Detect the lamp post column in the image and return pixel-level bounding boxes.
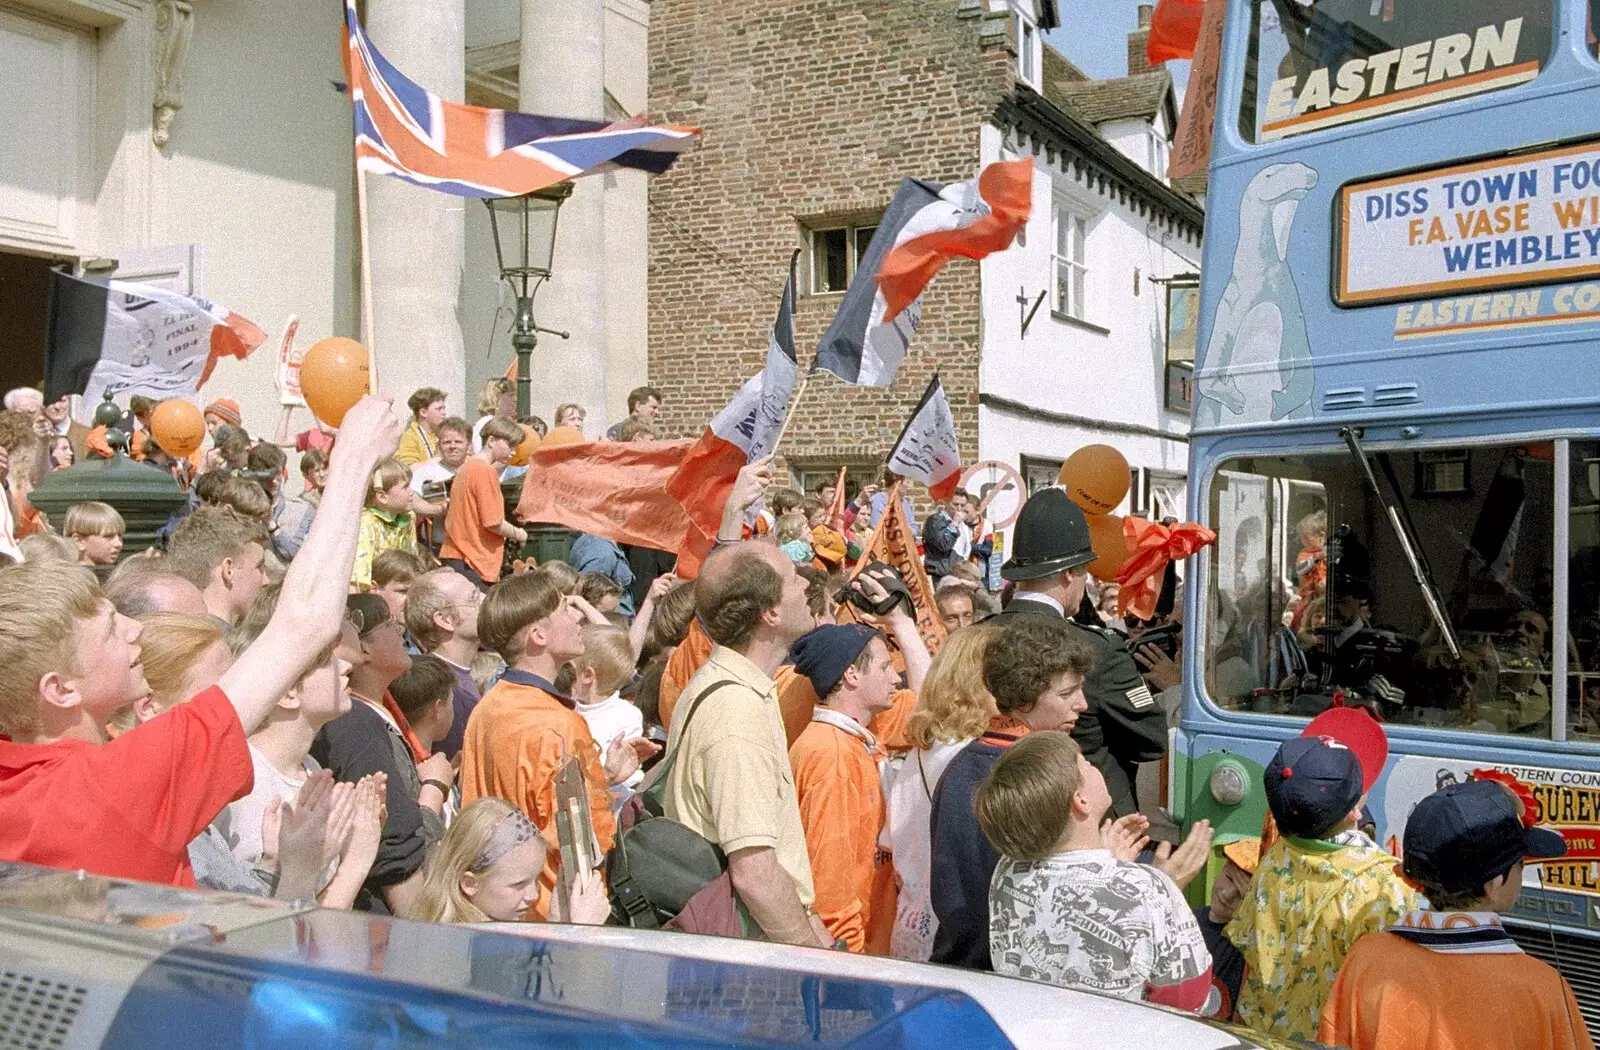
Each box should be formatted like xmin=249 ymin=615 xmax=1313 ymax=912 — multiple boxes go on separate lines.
xmin=519 ymin=0 xmax=606 ymax=429
xmin=512 ymin=294 xmax=537 ymax=419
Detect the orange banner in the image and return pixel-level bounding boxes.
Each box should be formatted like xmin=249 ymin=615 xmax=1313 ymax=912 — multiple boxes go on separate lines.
xmin=1146 ymin=0 xmax=1204 ymax=64
xmin=517 ymin=439 xmax=696 ymax=553
xmin=846 ymin=482 xmax=947 ymax=654
xmin=1168 ymin=0 xmax=1224 ymax=194
xmin=827 ymin=465 xmax=848 ymax=532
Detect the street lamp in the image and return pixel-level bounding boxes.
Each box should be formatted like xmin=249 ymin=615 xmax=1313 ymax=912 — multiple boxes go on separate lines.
xmin=484 ymin=181 xmax=573 ymax=418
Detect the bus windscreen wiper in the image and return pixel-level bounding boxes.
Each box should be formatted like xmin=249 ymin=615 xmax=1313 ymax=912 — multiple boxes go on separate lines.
xmin=1340 ymin=427 xmax=1462 ymax=660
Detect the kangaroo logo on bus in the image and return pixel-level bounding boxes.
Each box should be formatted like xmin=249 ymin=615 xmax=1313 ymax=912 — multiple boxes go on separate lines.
xmin=1197 ymin=162 xmax=1319 ymax=427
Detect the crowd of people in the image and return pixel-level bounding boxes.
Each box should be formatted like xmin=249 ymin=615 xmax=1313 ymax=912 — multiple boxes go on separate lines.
xmin=0 ymin=378 xmax=1588 ymax=1050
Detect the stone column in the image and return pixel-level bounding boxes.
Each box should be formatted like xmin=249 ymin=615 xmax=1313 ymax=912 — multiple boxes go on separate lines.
xmin=520 ymin=0 xmax=607 ymax=431
xmin=364 ymin=0 xmax=466 ymax=417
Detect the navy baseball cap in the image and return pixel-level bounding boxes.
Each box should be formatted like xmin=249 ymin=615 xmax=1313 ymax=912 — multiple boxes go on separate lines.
xmin=1403 ymin=779 xmax=1567 ymax=896
xmin=1265 ymin=736 xmax=1364 ymax=838
xmin=790 ymin=624 xmax=879 ymax=700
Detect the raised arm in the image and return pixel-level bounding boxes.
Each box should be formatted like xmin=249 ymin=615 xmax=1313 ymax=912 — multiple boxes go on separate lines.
xmin=716 ymin=456 xmax=774 ymax=543
xmin=852 ymin=569 xmax=932 ymax=694
xmin=222 ymin=396 xmax=400 ymax=732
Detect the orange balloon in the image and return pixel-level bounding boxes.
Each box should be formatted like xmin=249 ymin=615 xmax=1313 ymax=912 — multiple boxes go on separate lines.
xmin=299 ymin=337 xmax=370 ymax=427
xmin=1059 ymin=444 xmax=1131 ymax=515
xmin=1086 ymin=512 xmax=1132 ymax=580
xmin=150 ymin=399 xmax=205 ymax=457
xmin=541 ymin=425 xmax=583 ymax=447
xmin=508 ymin=425 xmax=539 ymax=467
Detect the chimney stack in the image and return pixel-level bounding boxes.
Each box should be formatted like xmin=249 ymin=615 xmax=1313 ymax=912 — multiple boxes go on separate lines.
xmin=1128 ymin=3 xmax=1154 ymax=76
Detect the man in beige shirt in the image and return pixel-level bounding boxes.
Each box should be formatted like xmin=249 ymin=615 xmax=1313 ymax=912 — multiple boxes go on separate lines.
xmin=665 ymin=541 xmax=833 ymax=947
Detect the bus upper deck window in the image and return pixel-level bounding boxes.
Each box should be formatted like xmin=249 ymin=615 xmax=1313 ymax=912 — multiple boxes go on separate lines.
xmin=1205 ymin=445 xmax=1559 ymax=741
xmin=1241 ymin=0 xmax=1552 ymax=144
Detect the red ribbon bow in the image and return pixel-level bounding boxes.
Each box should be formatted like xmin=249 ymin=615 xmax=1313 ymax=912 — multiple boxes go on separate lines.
xmin=1114 ymin=516 xmax=1217 ymax=620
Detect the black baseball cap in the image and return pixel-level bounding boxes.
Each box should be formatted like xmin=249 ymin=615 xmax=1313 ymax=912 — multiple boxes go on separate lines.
xmin=1265 ymin=736 xmax=1364 ymax=838
xmin=1403 ymin=779 xmax=1567 ymax=896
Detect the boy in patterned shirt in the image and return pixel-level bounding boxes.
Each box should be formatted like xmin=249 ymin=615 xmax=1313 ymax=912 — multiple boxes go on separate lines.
xmin=1225 ymin=731 xmax=1421 ymax=1042
xmin=981 ymin=730 xmax=1216 ymax=1011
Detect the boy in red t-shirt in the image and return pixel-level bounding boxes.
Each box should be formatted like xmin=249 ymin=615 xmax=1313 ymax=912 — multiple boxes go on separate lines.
xmin=0 ymin=396 xmax=401 ymax=886
xmin=441 ymin=416 xmax=526 ymax=587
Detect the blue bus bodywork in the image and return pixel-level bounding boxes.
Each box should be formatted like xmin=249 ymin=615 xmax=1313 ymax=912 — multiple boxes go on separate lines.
xmin=1180 ymin=0 xmax=1600 ymax=1027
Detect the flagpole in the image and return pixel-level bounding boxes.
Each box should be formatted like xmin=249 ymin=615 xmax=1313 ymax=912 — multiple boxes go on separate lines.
xmin=767 ymin=374 xmax=810 ymax=457
xmin=356 ymin=166 xmax=379 ymax=395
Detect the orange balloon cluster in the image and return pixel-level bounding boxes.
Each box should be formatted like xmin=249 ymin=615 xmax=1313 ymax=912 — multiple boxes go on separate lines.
xmin=150 ymin=399 xmax=205 ymax=457
xmin=508 ymin=425 xmax=540 ymax=467
xmin=1059 ymin=444 xmax=1130 ymax=515
xmin=300 ymin=337 xmax=370 ymax=427
xmin=1086 ymin=512 xmax=1132 ymax=580
xmin=1059 ymin=444 xmax=1133 ymax=578
xmin=541 ymin=425 xmax=584 ymax=447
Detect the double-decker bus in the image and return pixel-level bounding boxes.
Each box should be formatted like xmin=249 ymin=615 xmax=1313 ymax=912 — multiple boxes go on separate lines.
xmin=1177 ymin=0 xmax=1600 ymax=1028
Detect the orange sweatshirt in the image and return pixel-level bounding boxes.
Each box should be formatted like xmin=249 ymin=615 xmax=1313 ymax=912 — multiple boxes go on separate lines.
xmin=459 ymin=674 xmax=615 ymax=920
xmin=789 ymin=710 xmax=887 ymax=952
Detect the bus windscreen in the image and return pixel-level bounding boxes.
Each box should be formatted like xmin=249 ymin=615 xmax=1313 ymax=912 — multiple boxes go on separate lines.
xmin=1204 ymin=440 xmax=1600 ymax=743
xmin=1242 ymin=0 xmax=1552 ymax=143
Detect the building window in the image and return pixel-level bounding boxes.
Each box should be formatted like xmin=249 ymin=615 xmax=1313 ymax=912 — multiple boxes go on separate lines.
xmin=1164 ymin=277 xmax=1200 ymax=413
xmin=790 ymin=463 xmax=878 ymax=504
xmin=806 ymin=222 xmax=879 ymax=294
xmin=1013 ymin=9 xmax=1040 ymax=89
xmin=1052 ymin=199 xmax=1089 ymax=321
xmin=1148 ymin=129 xmax=1169 ymax=182
xmin=1020 ymin=455 xmax=1064 ymax=496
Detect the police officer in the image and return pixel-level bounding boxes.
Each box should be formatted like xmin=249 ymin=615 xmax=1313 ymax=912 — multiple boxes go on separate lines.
xmin=991 ymin=488 xmax=1167 ymax=818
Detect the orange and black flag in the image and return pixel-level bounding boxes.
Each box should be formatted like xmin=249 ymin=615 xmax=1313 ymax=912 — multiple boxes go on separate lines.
xmin=827 ymin=466 xmax=848 ymax=532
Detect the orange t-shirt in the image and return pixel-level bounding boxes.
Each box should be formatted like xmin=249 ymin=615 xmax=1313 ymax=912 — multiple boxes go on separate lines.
xmin=441 ymin=457 xmax=507 ymax=584
xmin=867 ymin=688 xmax=918 ymax=753
xmin=458 ymin=675 xmax=615 ymax=920
xmin=657 ymin=619 xmax=715 ymax=729
xmin=1319 ymin=929 xmax=1594 ymax=1050
xmin=789 ymin=716 xmax=887 ymax=952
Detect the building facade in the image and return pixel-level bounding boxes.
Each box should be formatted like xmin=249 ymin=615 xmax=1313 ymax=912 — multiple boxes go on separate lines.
xmin=0 ymin=0 xmax=650 ymax=437
xmin=646 ymin=0 xmax=1202 ymax=535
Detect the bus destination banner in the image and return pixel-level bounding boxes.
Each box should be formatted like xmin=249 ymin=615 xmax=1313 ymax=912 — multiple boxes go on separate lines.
xmin=1383 ymin=756 xmax=1600 ymax=917
xmin=1338 ymin=139 xmax=1600 ymax=306
xmin=1259 ymin=17 xmax=1538 ymax=143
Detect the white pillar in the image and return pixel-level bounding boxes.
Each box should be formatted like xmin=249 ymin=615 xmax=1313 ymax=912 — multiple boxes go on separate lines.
xmin=364 ymin=0 xmax=466 ymax=417
xmin=520 ymin=0 xmax=607 ymax=430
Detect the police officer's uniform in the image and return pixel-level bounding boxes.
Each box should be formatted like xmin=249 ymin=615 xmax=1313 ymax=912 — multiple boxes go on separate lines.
xmin=990 ymin=489 xmax=1167 ymax=818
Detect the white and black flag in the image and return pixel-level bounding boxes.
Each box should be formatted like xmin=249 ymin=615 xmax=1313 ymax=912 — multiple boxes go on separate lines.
xmin=884 ymin=374 xmax=962 ymax=501
xmin=811 ymin=177 xmax=940 ymax=387
xmin=45 ymin=269 xmax=264 ymax=406
xmin=813 ymin=158 xmax=1032 ymax=387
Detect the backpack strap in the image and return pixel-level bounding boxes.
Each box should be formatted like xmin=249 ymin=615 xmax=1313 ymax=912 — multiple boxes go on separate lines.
xmin=657 ymin=680 xmax=738 ymax=775
xmin=637 ymin=679 xmax=740 ymax=802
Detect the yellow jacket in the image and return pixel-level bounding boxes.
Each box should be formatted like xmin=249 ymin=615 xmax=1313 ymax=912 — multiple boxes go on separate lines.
xmin=395 ymin=421 xmax=437 ymax=466
xmin=1226 ymin=831 xmax=1421 ymax=1042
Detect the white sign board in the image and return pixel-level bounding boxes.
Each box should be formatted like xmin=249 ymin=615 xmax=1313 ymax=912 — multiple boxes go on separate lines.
xmin=1338 ymin=138 xmax=1600 ymax=305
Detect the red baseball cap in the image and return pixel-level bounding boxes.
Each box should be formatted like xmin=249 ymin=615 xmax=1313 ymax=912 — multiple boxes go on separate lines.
xmin=1302 ymin=707 xmax=1388 ymax=793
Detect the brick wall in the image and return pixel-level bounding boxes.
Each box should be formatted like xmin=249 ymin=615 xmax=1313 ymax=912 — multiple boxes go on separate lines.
xmin=646 ymin=0 xmax=1016 ymax=509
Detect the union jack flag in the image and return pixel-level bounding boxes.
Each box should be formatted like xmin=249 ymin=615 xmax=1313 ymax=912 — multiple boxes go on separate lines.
xmin=342 ymin=0 xmax=699 ymax=198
